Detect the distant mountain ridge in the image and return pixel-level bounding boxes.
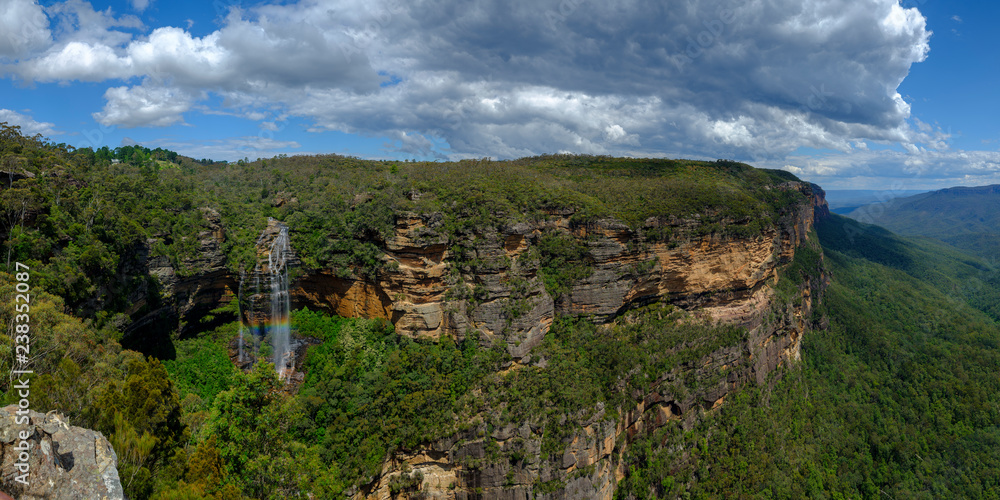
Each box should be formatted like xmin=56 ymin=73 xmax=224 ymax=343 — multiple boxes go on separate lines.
xmin=824 ymin=189 xmax=928 ymax=215
xmin=847 ymin=184 xmax=1000 ymax=259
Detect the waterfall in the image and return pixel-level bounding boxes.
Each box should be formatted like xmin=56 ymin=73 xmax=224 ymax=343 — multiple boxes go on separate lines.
xmin=241 ymin=219 xmax=296 ymax=379
xmin=237 ymin=272 xmax=245 ymax=363
xmin=269 ymin=224 xmax=293 ymax=378
xmin=252 ymin=265 xmax=261 ymax=356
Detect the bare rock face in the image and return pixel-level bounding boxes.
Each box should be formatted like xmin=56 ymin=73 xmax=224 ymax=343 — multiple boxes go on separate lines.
xmin=354 ymin=267 xmax=828 ymax=500
xmin=296 ymin=182 xmax=822 ymax=360
xmin=0 ymin=406 xmax=123 ymax=500
xmin=126 ymin=181 xmax=828 ymax=363
xmin=810 ymin=182 xmax=831 ymax=222
xmin=126 ymin=207 xmax=237 ymax=343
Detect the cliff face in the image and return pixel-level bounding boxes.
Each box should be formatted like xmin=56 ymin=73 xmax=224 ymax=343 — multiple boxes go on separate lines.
xmin=133 ymin=182 xmax=823 ymax=360
xmin=127 ymin=180 xmax=828 ymax=499
xmin=292 ymin=182 xmax=820 ymax=359
xmin=354 ymin=270 xmax=827 ymax=500
xmin=124 ymin=207 xmax=237 ymax=352
xmin=351 ymin=181 xmax=828 ymax=500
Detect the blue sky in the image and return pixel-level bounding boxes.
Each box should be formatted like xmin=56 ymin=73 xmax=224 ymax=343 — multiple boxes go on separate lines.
xmin=0 ymin=0 xmax=998 ymax=190
xmin=899 ymin=1 xmax=1000 ymax=151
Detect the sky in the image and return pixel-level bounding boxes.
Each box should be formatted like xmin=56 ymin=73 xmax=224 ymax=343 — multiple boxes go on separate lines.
xmin=0 ymin=0 xmax=998 ymax=191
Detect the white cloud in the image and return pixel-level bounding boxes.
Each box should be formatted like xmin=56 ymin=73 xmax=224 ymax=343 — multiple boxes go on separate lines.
xmin=2 ymin=0 xmax=940 ymax=168
xmin=130 ymin=0 xmax=150 ymax=12
xmin=93 ymin=84 xmax=196 ymax=127
xmin=20 ymin=41 xmax=132 ymax=81
xmin=45 ymin=0 xmax=143 ymax=46
xmin=766 ymin=148 xmax=1000 ymax=190
xmin=0 ymin=0 xmax=52 ymax=58
xmin=0 ymin=108 xmax=59 ymax=136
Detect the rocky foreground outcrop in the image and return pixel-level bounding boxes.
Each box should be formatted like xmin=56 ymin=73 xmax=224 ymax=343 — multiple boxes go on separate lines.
xmin=0 ymin=406 xmax=123 ymax=499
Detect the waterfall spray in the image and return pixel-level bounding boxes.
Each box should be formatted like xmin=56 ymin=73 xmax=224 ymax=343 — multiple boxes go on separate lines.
xmin=251 ymin=264 xmax=261 ymax=362
xmin=237 ymin=271 xmax=245 ymax=363
xmin=269 ymin=224 xmax=292 ymax=378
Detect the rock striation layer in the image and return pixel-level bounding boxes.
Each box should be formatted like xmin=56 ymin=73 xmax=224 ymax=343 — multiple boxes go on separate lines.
xmin=293 ymin=182 xmax=823 ymax=359
xmin=0 ymin=406 xmax=123 ymax=500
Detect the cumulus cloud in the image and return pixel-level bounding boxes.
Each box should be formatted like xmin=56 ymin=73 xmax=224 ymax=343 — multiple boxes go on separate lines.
xmin=0 ymin=108 xmax=59 ymax=136
xmin=0 ymin=0 xmax=52 ymax=58
xmin=757 ymin=148 xmax=1000 ymax=190
xmin=45 ymin=0 xmax=143 ymax=46
xmin=130 ymin=0 xmax=151 ymax=12
xmin=93 ymin=84 xmax=196 ymax=127
xmin=4 ymin=0 xmax=939 ymax=165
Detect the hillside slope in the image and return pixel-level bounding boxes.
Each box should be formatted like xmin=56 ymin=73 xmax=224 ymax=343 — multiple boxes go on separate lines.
xmin=614 ymin=213 xmax=1000 ymax=498
xmin=5 ymin=123 xmax=1000 ymax=498
xmin=847 ymin=184 xmax=1000 ymax=259
xmin=1 ymin=124 xmax=831 ymax=498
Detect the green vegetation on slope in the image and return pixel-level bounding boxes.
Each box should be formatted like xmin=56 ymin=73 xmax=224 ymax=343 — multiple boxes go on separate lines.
xmin=1 ymin=121 xmax=807 ymax=326
xmin=13 ymin=120 xmax=1000 ymax=499
xmin=616 ymin=214 xmax=1000 ymax=499
xmin=847 ymin=184 xmax=1000 ymax=260
xmin=0 ymin=272 xmax=186 ymax=499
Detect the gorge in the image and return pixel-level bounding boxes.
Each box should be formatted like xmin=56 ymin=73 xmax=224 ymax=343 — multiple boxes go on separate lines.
xmin=122 ymin=169 xmax=829 ymax=498
xmin=10 ymin=144 xmax=998 ymax=499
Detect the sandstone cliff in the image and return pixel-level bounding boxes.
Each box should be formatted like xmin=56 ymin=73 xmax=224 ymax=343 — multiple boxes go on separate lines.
xmin=127 ymin=179 xmax=828 ymax=499
xmin=291 ymin=182 xmax=821 ymax=358
xmin=350 ymin=181 xmax=828 ymax=500
xmin=132 ymin=179 xmax=823 ymax=359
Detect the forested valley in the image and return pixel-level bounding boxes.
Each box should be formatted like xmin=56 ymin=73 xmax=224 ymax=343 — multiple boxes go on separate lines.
xmin=1 ymin=122 xmax=999 ymax=499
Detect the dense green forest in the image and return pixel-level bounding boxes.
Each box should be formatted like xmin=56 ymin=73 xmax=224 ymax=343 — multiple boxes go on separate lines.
xmin=3 ymin=121 xmax=1000 ymax=498
xmin=617 ymin=215 xmax=1000 ymax=498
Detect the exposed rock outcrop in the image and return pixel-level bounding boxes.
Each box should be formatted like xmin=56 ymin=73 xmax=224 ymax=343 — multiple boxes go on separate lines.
xmin=810 ymin=183 xmax=831 ymax=222
xmin=294 ymin=182 xmax=822 ymax=360
xmin=355 ymin=265 xmax=827 ymax=500
xmin=0 ymin=406 xmax=123 ymax=500
xmin=0 ymin=169 xmax=34 ymax=189
xmin=130 ymin=182 xmax=826 ymax=361
xmin=124 ymin=207 xmax=237 ymax=348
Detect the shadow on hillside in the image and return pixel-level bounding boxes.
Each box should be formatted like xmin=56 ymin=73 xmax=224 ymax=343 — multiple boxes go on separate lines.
xmin=816 ymin=213 xmax=914 ymax=272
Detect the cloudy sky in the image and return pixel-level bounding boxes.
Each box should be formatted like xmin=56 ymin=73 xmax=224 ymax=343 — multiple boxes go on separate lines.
xmin=0 ymin=0 xmax=997 ymax=189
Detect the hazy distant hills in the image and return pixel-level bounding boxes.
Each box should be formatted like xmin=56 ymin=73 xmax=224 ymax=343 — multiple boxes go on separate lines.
xmin=846 ymin=184 xmax=1000 ymax=259
xmin=824 ymin=189 xmax=928 ymax=214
